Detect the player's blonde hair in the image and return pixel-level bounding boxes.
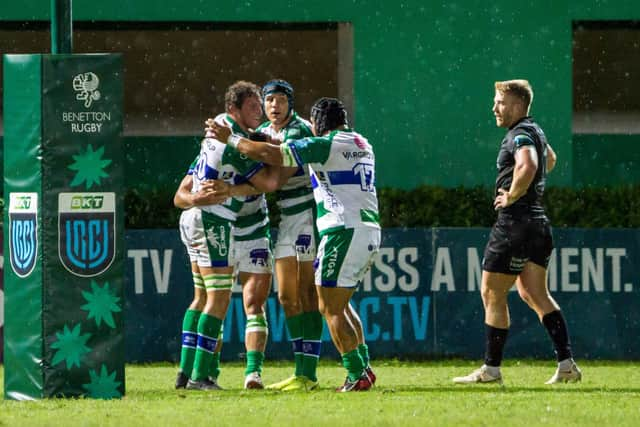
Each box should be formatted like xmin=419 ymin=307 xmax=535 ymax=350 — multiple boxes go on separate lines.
xmin=495 ymin=79 xmax=533 ymax=112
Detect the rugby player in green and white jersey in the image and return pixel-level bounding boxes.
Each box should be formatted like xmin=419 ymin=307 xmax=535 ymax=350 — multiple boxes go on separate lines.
xmin=204 ymin=80 xmax=323 ymax=390
xmin=173 ymin=81 xmax=280 ymax=391
xmin=205 ymin=82 xmax=280 ymax=390
xmin=256 ymin=80 xmax=323 ymax=391
xmin=224 ymin=117 xmax=273 ymax=390
xmin=209 ymin=97 xmax=381 ymax=392
xmin=173 ymin=158 xmax=226 ymax=390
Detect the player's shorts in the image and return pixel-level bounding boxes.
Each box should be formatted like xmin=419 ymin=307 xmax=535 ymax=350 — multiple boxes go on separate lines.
xmin=230 ymin=236 xmax=273 ymax=275
xmin=179 ymin=208 xmax=233 ymax=268
xmin=482 ymin=215 xmax=553 ymax=275
xmin=315 ymin=227 xmax=381 ymax=288
xmin=273 ymin=209 xmax=316 ymax=262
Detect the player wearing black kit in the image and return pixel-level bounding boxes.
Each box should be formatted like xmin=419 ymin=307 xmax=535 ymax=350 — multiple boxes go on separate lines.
xmin=453 ymin=80 xmax=582 ymax=385
xmin=483 ymin=116 xmax=553 ymax=274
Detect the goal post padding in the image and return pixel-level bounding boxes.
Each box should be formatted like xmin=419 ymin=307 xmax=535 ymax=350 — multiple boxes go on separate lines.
xmin=3 ymin=53 xmax=125 ymax=400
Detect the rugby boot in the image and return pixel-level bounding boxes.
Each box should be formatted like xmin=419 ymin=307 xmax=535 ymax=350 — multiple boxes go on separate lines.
xmin=545 ymin=361 xmax=582 ymax=384
xmin=302 ymin=376 xmax=320 ymax=391
xmin=365 ymin=365 xmax=377 ymax=385
xmin=265 ymin=375 xmax=299 ymax=390
xmin=175 ymin=371 xmax=189 ymax=389
xmin=452 ymin=365 xmax=503 ymax=385
xmin=186 ymin=377 xmax=223 ymax=391
xmin=281 ymin=376 xmax=319 ymax=391
xmin=336 ymin=373 xmax=373 ymax=392
xmin=244 ymin=372 xmax=265 ymax=389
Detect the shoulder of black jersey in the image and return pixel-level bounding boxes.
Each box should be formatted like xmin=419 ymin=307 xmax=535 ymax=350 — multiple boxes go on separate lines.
xmin=507 ymin=119 xmax=536 ymax=148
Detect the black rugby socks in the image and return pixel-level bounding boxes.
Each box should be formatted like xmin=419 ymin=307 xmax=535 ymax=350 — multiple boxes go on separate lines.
xmin=484 ymin=324 xmax=509 ymax=367
xmin=542 ymin=310 xmax=573 ymax=362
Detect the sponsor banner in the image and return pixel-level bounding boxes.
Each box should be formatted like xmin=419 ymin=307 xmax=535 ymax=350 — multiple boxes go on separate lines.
xmin=124 ymin=227 xmax=640 ymax=362
xmin=3 ymin=227 xmax=639 ymax=364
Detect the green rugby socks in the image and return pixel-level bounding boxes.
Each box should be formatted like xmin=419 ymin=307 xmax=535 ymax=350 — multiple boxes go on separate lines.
xmin=191 ymin=314 xmax=223 ymax=381
xmin=302 ymin=311 xmax=323 ymax=382
xmin=179 ymin=309 xmax=201 ymax=375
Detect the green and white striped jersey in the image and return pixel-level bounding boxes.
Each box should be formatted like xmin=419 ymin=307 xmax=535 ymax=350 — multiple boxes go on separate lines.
xmin=222 ymin=114 xmax=270 ymax=240
xmin=256 ymin=112 xmax=315 ymax=217
xmin=188 ymin=113 xmax=267 ymax=227
xmin=280 ymin=129 xmax=379 ymax=235
xmin=232 ymin=193 xmax=270 ymax=241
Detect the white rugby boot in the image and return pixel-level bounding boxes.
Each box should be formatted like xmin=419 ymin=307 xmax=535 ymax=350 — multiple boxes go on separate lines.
xmin=244 ymin=371 xmax=265 ymax=389
xmin=453 ymin=364 xmax=503 ymax=385
xmin=545 ymin=359 xmax=582 ymax=384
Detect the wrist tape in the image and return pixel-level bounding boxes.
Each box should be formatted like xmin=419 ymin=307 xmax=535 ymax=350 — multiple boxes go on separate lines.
xmin=228 ymin=134 xmax=242 ymax=148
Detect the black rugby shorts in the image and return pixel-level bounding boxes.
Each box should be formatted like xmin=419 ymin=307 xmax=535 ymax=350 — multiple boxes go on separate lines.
xmin=482 ymin=216 xmax=553 ymax=275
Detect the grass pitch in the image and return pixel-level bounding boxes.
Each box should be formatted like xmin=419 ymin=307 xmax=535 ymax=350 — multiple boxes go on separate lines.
xmin=1 ymin=360 xmax=639 ymax=426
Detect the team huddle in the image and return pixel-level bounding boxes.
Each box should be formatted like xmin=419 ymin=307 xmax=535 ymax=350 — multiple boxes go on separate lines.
xmin=174 ymin=80 xmax=380 ymax=392
xmin=172 ymin=78 xmax=581 ymax=393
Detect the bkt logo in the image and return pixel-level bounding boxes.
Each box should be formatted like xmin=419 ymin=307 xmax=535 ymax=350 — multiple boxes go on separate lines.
xmin=14 ymin=196 xmax=32 ymax=209
xmin=8 ymin=193 xmax=38 ymax=278
xmin=71 ymin=195 xmax=104 ymax=209
xmin=58 ymin=192 xmax=116 ymax=277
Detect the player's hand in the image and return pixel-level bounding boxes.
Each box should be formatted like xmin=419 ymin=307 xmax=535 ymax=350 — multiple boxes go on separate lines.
xmin=191 ymin=180 xmax=229 ymax=205
xmin=493 ymin=188 xmax=513 ymax=210
xmin=206 ymin=120 xmax=231 ymax=143
xmin=204 ymin=118 xmax=216 ymax=138
xmin=205 ymin=179 xmax=232 ymax=198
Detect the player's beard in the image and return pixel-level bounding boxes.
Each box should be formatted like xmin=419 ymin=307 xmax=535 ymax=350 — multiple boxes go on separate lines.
xmin=496 ymin=111 xmax=512 ymax=128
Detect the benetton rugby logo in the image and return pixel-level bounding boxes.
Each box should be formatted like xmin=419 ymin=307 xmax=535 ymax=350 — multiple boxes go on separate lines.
xmin=8 ymin=193 xmax=38 ymax=278
xmin=58 ymin=192 xmax=116 ymax=277
xmin=72 ymin=72 xmax=101 ymax=108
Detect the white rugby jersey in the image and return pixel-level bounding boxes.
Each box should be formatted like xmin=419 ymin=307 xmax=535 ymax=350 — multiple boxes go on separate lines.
xmin=189 ymin=113 xmax=265 ymax=223
xmin=256 ymin=112 xmax=315 ymax=216
xmin=280 ymin=129 xmax=379 ymax=235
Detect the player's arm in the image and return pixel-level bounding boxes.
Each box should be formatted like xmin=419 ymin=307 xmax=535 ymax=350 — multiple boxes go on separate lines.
xmin=205 ymin=180 xmax=263 ymax=198
xmin=212 ymin=165 xmax=297 ymax=197
xmin=494 ymin=144 xmax=538 ymax=210
xmin=208 ymin=120 xmax=284 ymax=166
xmin=173 ymin=175 xmax=195 ymax=209
xmin=278 ymin=167 xmax=302 ymax=187
xmin=546 ymin=143 xmax=557 ymax=173
xmin=248 ymin=165 xmax=282 ymax=193
xmin=173 ymin=175 xmax=228 ymax=208
xmin=208 ymin=120 xmax=331 ymax=175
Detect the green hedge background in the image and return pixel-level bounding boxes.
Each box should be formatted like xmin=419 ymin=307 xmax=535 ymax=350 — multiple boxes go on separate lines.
xmin=4 ymin=185 xmax=635 ymax=229
xmin=122 ymin=185 xmax=640 ymax=229
xmin=2 ymin=186 xmax=636 ymax=229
